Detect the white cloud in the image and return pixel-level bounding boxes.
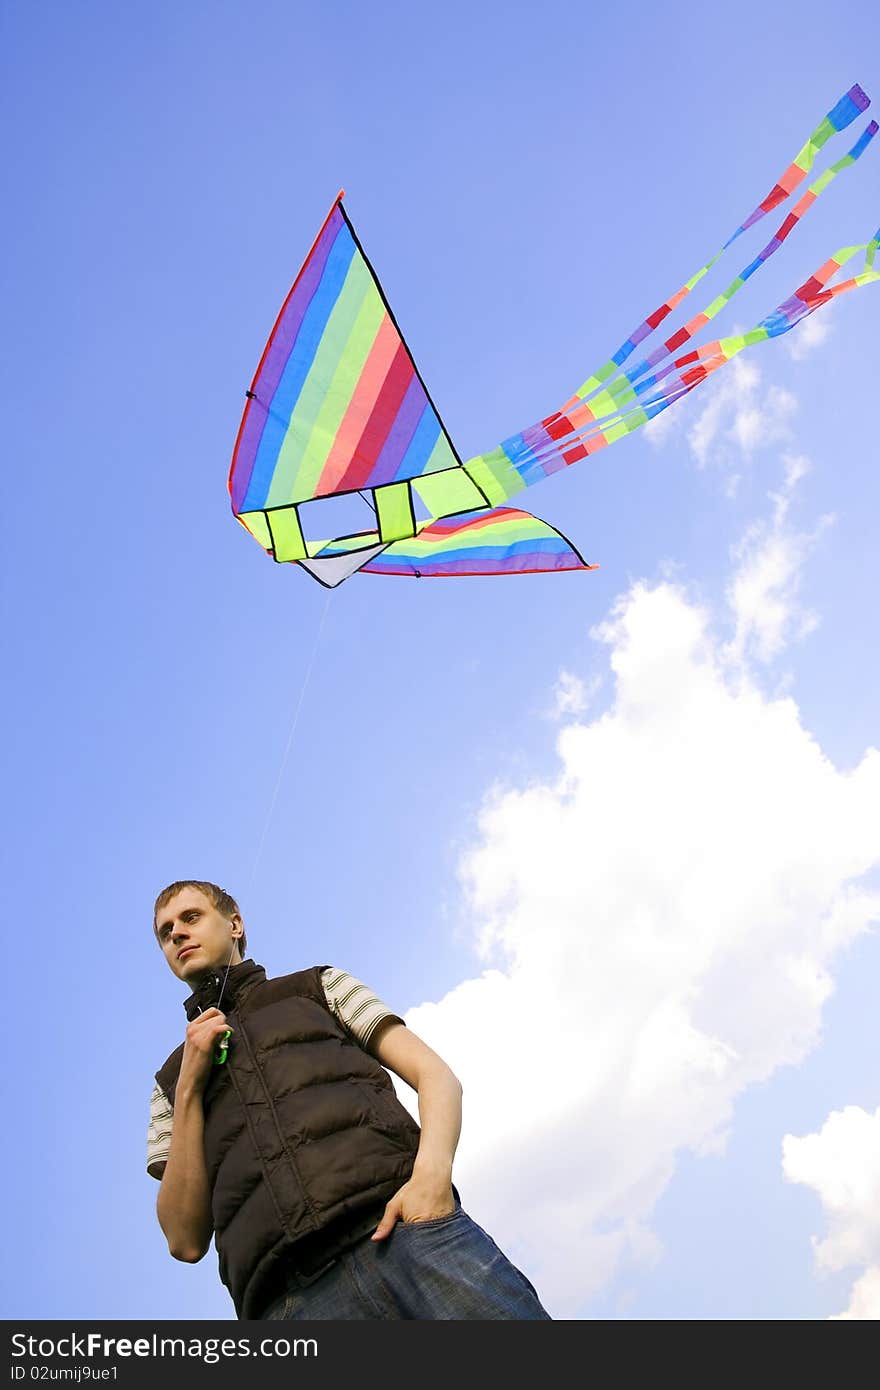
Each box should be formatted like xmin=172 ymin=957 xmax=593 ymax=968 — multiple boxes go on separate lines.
xmin=644 ymin=353 xmax=801 ymax=491
xmin=831 ymin=1267 xmax=880 ymax=1320
xmin=396 ymin=560 xmax=880 ymax=1316
xmin=687 ymin=357 xmax=797 ymax=469
xmin=723 ymin=451 xmax=831 ymax=666
xmin=786 ymin=308 xmax=833 ymax=362
xmin=549 ymin=669 xmax=601 ymax=719
xmin=643 ymin=403 xmax=681 ymax=449
xmin=782 ymin=1106 xmax=880 ymax=1319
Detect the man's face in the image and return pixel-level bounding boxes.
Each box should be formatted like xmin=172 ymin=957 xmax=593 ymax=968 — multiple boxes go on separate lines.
xmin=155 ymin=886 xmax=243 ymax=985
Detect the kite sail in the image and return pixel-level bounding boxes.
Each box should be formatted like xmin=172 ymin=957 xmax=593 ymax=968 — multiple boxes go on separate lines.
xmin=329 ymin=509 xmax=595 ymax=580
xmin=228 ymin=83 xmax=878 ymax=588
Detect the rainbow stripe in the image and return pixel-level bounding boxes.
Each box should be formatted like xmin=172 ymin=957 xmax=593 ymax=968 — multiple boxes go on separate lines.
xmin=355 ymin=509 xmax=594 ymax=577
xmin=229 ymin=198 xmax=461 ymax=517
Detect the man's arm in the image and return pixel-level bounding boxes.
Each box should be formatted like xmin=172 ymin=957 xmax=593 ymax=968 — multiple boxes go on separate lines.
xmin=369 ymin=1021 xmax=463 ymax=1240
xmin=155 ymin=1008 xmax=230 ymax=1262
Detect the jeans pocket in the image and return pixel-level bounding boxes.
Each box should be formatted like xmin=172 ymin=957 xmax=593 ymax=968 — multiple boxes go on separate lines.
xmin=263 ymin=1291 xmax=302 ymax=1320
xmin=400 ymin=1204 xmax=463 ymax=1231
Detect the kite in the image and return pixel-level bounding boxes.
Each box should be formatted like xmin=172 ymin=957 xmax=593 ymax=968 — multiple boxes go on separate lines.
xmin=228 ymin=84 xmax=878 ymax=588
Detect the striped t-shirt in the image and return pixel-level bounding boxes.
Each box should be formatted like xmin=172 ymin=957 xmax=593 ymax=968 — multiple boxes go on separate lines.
xmin=146 ymin=967 xmax=402 ymax=1180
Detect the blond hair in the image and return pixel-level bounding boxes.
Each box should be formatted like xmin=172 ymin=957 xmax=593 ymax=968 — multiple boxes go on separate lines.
xmin=153 ymin=880 xmax=248 ymax=956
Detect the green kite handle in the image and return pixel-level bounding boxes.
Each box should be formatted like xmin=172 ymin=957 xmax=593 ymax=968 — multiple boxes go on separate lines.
xmin=213 ymin=1029 xmax=232 ymax=1066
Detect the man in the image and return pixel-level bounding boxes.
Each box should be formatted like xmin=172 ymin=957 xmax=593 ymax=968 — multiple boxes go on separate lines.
xmin=148 ymin=880 xmax=551 ymax=1320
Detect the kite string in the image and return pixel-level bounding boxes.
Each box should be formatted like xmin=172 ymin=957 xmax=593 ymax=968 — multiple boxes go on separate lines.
xmin=245 ymin=588 xmax=332 ymax=894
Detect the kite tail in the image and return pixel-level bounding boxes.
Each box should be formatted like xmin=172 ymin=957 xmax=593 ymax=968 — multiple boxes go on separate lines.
xmin=462 ymin=85 xmax=876 ymax=506
xmin=571 ymin=85 xmax=872 ymax=401
xmin=496 ymin=229 xmax=880 ymax=471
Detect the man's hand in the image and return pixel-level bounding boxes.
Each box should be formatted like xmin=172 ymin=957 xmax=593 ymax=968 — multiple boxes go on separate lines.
xmin=178 ymin=1007 xmax=231 ymax=1097
xmin=371 ymin=1168 xmax=455 ymax=1241
xmin=368 ymin=1021 xmax=463 ymax=1242
xmin=156 ymin=1009 xmax=228 ymax=1261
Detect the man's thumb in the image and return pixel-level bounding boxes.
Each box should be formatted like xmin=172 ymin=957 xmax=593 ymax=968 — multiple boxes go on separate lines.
xmin=371 ymin=1206 xmax=396 ymax=1241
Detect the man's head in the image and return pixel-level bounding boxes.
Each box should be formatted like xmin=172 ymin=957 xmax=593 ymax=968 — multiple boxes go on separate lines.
xmin=153 ymin=880 xmax=248 ymax=985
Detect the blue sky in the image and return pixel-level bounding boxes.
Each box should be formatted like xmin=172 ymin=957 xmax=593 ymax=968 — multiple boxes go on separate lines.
xmin=3 ymin=1 xmax=879 ymax=1321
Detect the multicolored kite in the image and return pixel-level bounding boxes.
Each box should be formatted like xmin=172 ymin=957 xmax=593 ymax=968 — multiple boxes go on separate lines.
xmin=228 ymin=84 xmax=878 ymax=588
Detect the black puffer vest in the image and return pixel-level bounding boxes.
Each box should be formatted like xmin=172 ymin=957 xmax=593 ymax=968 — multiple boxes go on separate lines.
xmin=155 ymin=960 xmax=421 ymax=1318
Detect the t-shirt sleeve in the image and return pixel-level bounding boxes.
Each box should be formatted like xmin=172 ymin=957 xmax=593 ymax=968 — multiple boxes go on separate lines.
xmin=147 ymin=1080 xmax=174 ymax=1180
xmin=321 ymin=967 xmax=404 ymax=1050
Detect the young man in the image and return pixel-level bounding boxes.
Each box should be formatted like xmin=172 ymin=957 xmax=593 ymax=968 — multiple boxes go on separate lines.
xmin=148 ymin=880 xmax=551 ymax=1320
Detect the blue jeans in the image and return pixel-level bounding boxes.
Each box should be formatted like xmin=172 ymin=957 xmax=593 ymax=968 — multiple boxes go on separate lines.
xmin=260 ymin=1205 xmax=551 ymax=1320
